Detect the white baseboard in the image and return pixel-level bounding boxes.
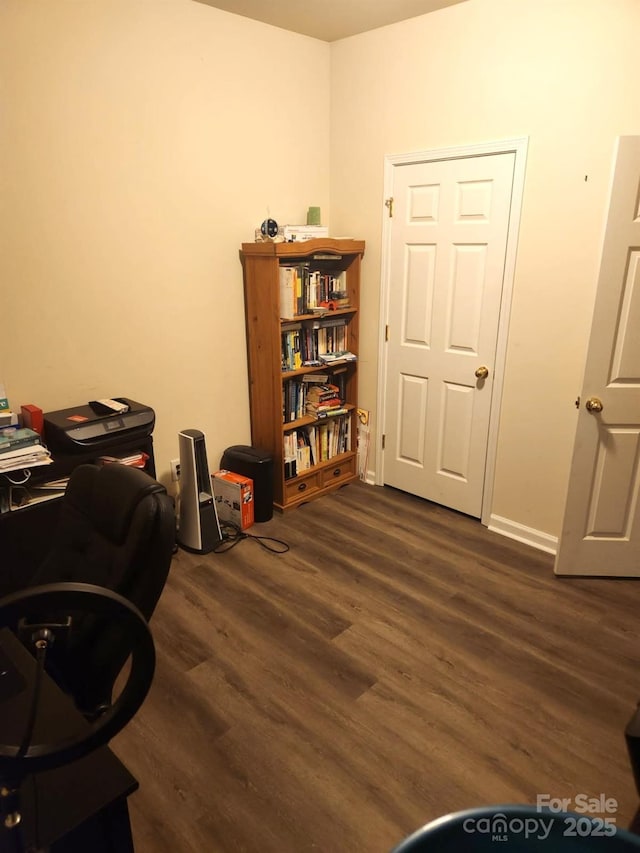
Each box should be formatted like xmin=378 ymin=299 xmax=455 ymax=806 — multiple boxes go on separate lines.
xmin=488 ymin=514 xmax=558 ymax=555
xmin=358 ymin=468 xmax=376 ymax=486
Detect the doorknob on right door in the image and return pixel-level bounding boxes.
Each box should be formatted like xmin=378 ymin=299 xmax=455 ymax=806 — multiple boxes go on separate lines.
xmin=585 ymin=397 xmax=604 ymax=413
xmin=475 ymin=366 xmax=489 ymax=380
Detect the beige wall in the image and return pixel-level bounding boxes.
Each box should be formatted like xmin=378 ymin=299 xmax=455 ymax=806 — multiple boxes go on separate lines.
xmin=0 ymin=0 xmax=330 ymax=487
xmin=2 ymin=0 xmax=637 ymax=540
xmin=330 ymin=0 xmax=639 ymax=538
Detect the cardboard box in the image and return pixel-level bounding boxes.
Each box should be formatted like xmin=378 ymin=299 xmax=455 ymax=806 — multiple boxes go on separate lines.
xmin=212 ymin=470 xmax=254 ymax=530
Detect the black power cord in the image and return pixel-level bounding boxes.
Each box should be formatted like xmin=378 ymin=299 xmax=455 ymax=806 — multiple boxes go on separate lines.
xmin=214 ymin=521 xmax=290 ymax=555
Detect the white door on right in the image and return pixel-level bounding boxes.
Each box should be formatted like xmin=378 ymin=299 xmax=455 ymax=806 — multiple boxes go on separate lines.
xmin=555 ymin=136 xmax=640 ymax=577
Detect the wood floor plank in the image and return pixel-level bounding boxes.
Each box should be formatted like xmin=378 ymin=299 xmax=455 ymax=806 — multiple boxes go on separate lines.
xmin=111 ymin=482 xmax=640 ymax=852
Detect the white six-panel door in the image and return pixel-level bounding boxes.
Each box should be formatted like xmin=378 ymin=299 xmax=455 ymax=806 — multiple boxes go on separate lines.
xmin=383 ymin=153 xmax=515 ymax=517
xmin=555 ymin=137 xmax=640 ymax=576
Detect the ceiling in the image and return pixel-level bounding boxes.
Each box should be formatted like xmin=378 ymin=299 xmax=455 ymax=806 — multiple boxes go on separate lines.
xmin=193 ymin=0 xmax=468 ymax=42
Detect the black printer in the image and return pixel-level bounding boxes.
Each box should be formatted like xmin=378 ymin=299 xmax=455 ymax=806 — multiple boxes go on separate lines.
xmin=44 ymin=398 xmax=155 ymax=453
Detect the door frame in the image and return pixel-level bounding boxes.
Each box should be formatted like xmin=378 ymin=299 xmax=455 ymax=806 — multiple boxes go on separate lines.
xmin=375 ymin=137 xmax=528 ymax=525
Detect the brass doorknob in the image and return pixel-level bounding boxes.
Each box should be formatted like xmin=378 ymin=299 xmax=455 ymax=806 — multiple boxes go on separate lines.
xmin=475 ymin=366 xmax=489 ymax=380
xmin=585 ymin=397 xmax=603 ymax=413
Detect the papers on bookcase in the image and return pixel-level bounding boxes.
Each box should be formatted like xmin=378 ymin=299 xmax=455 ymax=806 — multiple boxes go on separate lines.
xmin=0 ymin=443 xmax=52 ymax=471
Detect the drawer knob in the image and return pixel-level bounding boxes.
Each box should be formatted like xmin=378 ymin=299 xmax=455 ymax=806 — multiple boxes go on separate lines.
xmin=297 ymin=482 xmax=307 ymax=492
xmin=333 ymin=468 xmax=341 ymax=477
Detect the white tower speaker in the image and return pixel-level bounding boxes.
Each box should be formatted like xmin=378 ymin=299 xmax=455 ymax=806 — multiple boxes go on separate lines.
xmin=177 ymin=429 xmax=222 ymax=553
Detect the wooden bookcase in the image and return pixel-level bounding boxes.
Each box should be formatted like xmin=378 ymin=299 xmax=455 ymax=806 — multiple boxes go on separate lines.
xmin=241 ymin=238 xmax=365 ymax=511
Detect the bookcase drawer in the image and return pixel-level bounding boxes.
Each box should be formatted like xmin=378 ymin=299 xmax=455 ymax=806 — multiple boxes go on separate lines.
xmin=320 ymin=456 xmax=356 ymax=488
xmin=284 ymin=471 xmax=321 ymax=502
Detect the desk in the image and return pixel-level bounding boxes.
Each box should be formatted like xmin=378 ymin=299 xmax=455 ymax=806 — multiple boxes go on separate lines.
xmin=1 ymin=396 xmax=156 ymax=597
xmin=0 ymin=629 xmax=138 ymax=852
xmin=0 ymin=432 xmax=155 ymax=597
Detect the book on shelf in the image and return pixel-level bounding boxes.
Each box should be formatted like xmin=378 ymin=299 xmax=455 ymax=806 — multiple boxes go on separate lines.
xmin=283 ymin=378 xmax=309 ymax=423
xmin=319 ymin=351 xmax=356 ymax=364
xmin=283 ymin=377 xmax=349 ymax=424
xmin=319 ymin=422 xmax=329 ymax=460
xmin=280 ymin=264 xmax=349 ymax=317
xmin=305 ymin=400 xmax=341 ymax=416
xmin=285 ymin=430 xmax=312 ymax=472
xmin=303 ymin=425 xmax=315 ymax=466
xmin=0 ymin=427 xmax=42 ymax=455
xmin=302 ymin=374 xmax=330 ymax=384
xmin=313 ymin=318 xmax=347 ymax=356
xmin=280 ymin=314 xmax=353 ymax=368
xmin=281 ymin=326 xmax=303 ymax=371
xmin=295 ymin=435 xmax=312 ymax=472
xmin=306 ymin=383 xmax=341 ymax=401
xmin=283 ymin=413 xmax=352 ymax=471
xmin=309 ymin=406 xmax=350 ymax=420
xmin=279 ymin=263 xmax=310 ymax=319
xmin=279 ymin=265 xmax=297 ymax=320
xmin=305 ymin=393 xmax=341 ymax=406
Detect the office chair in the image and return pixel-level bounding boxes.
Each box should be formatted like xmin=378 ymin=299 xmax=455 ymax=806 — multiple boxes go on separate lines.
xmin=26 ymin=462 xmax=175 ymax=718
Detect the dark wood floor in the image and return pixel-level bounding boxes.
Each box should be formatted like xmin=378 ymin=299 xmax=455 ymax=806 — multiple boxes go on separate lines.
xmin=111 ymin=481 xmax=640 ymax=852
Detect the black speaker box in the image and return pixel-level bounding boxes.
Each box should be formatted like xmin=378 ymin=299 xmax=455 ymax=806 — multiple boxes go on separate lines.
xmin=220 ymin=445 xmax=274 ymax=522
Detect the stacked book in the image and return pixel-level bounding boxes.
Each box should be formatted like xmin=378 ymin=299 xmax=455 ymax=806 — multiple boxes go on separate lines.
xmin=305 ymin=384 xmax=348 ymax=420
xmin=328 ymin=288 xmax=350 ymax=310
xmin=0 ymin=426 xmax=52 ymax=472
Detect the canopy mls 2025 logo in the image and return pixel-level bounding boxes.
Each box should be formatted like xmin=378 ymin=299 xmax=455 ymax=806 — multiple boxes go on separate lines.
xmin=462 ymin=796 xmax=618 ymax=844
